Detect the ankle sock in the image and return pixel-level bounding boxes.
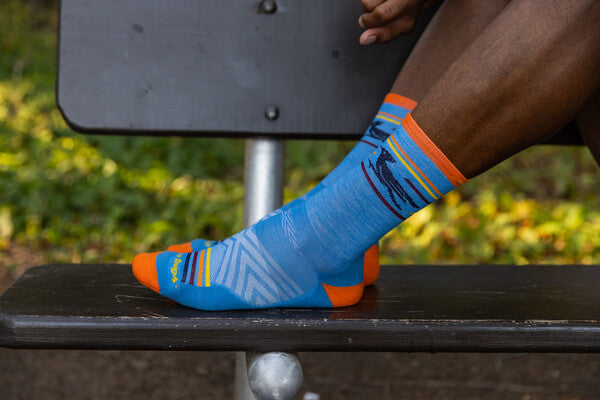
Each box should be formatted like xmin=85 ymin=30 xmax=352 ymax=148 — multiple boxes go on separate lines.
xmin=133 ymin=114 xmax=466 ymax=310
xmin=166 ymin=93 xmax=416 ymax=286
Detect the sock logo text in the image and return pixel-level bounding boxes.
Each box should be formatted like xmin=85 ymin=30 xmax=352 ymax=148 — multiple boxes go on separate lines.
xmin=171 ymin=254 xmax=183 ymax=282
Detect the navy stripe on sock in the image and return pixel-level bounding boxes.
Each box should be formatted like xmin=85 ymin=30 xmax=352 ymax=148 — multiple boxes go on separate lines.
xmin=404 ymin=178 xmax=429 ymax=204
xmin=360 ymin=139 xmax=378 ymax=148
xmin=361 ymin=161 xmax=405 ymax=221
xmin=189 ymin=252 xmax=199 ymax=285
xmin=180 ymin=253 xmax=191 ymax=283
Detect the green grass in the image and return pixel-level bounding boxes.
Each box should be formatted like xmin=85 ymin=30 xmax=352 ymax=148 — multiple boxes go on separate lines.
xmin=1 ymin=0 xmax=599 ymax=269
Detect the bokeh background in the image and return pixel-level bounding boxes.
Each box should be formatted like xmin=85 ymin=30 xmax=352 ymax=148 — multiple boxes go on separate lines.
xmin=1 ymin=0 xmax=599 ymax=287
xmin=1 ymin=1 xmax=600 ymax=399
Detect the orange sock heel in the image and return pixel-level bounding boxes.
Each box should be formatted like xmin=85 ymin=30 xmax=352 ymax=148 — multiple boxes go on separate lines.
xmin=363 ymin=244 xmax=380 ymax=286
xmin=322 ymin=283 xmax=365 ymax=307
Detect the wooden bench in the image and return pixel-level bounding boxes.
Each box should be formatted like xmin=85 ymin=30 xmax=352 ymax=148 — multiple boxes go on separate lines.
xmin=3 ymin=263 xmax=600 ymax=352
xmin=1 ymin=1 xmax=592 ymax=399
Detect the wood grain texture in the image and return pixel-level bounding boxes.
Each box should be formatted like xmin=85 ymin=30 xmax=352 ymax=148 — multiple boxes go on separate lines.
xmin=1 ymin=264 xmax=599 ymax=352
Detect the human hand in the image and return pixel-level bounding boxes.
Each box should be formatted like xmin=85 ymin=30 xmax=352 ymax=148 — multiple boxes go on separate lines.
xmin=358 ymin=0 xmax=440 ymax=45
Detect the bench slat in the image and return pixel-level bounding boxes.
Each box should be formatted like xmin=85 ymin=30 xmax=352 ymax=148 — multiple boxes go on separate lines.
xmin=57 ymin=0 xmax=433 ymax=139
xmin=1 ymin=264 xmax=599 ymax=352
xmin=56 ymin=0 xmax=582 ymax=144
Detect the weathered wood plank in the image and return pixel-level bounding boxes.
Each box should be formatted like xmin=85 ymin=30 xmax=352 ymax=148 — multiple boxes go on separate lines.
xmin=2 ymin=264 xmax=599 ymax=352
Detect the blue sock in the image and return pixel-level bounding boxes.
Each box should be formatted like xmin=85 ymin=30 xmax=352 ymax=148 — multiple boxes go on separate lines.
xmin=166 ymin=94 xmax=416 ymax=286
xmin=166 ymin=94 xmax=417 ymax=285
xmin=319 ymin=93 xmax=417 ymax=187
xmin=133 ymin=114 xmax=466 ymax=310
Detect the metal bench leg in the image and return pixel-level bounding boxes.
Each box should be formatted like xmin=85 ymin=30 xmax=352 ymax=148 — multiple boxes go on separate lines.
xmin=234 ymin=138 xmax=303 ymax=400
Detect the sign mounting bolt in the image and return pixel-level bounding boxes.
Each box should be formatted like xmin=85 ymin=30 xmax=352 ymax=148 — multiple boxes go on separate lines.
xmin=265 ymin=106 xmax=280 ymax=121
xmin=260 ymin=0 xmax=277 ymax=14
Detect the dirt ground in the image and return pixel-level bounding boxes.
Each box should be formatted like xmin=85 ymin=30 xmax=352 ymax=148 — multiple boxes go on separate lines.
xmin=0 ymin=245 xmax=45 ymax=294
xmin=1 ymin=256 xmax=600 ymax=400
xmin=1 ymin=350 xmax=600 ymax=399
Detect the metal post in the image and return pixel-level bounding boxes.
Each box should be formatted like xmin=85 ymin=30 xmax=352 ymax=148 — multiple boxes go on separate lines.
xmin=234 ymin=138 xmax=303 ymax=400
xmin=235 ymin=352 xmax=257 ymax=400
xmin=242 ymin=138 xmax=284 ymax=225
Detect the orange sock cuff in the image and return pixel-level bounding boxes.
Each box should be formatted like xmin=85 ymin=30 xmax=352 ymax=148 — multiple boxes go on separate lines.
xmin=384 ymin=93 xmax=418 ymax=112
xmin=402 ymin=113 xmax=467 ymax=187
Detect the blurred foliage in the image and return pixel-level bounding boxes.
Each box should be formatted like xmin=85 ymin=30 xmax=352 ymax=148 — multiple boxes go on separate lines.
xmin=0 ymin=0 xmax=599 ymax=268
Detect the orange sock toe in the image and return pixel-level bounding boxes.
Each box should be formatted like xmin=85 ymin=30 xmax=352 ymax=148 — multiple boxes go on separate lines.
xmin=132 ymin=252 xmax=161 ymax=293
xmin=167 ymin=242 xmax=193 ymax=252
xmin=363 ymin=244 xmax=380 ymax=286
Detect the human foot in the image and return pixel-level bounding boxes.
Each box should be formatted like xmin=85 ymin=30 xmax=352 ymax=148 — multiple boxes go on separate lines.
xmin=134 ymin=115 xmax=466 ymax=310
xmin=133 ymin=209 xmax=370 ymax=310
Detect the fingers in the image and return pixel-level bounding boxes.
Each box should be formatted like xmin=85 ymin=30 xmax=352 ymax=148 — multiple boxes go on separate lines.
xmin=359 ymin=14 xmax=419 ymax=45
xmin=361 ymin=0 xmax=386 ymax=12
xmin=360 ymin=1 xmax=404 ymax=28
xmin=360 ymin=0 xmax=421 ymax=28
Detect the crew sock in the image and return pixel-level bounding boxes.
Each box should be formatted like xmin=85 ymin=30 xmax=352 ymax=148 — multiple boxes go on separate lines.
xmin=166 ymin=93 xmax=417 ymax=286
xmin=318 ymin=93 xmax=417 ymax=187
xmin=134 ymin=114 xmax=466 ymax=309
xmin=134 ymin=114 xmax=466 ymax=310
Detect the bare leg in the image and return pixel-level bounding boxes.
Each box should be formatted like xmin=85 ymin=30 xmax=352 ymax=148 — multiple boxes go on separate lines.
xmin=411 ymin=0 xmax=600 ymax=178
xmin=392 ymin=0 xmax=511 ymax=101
